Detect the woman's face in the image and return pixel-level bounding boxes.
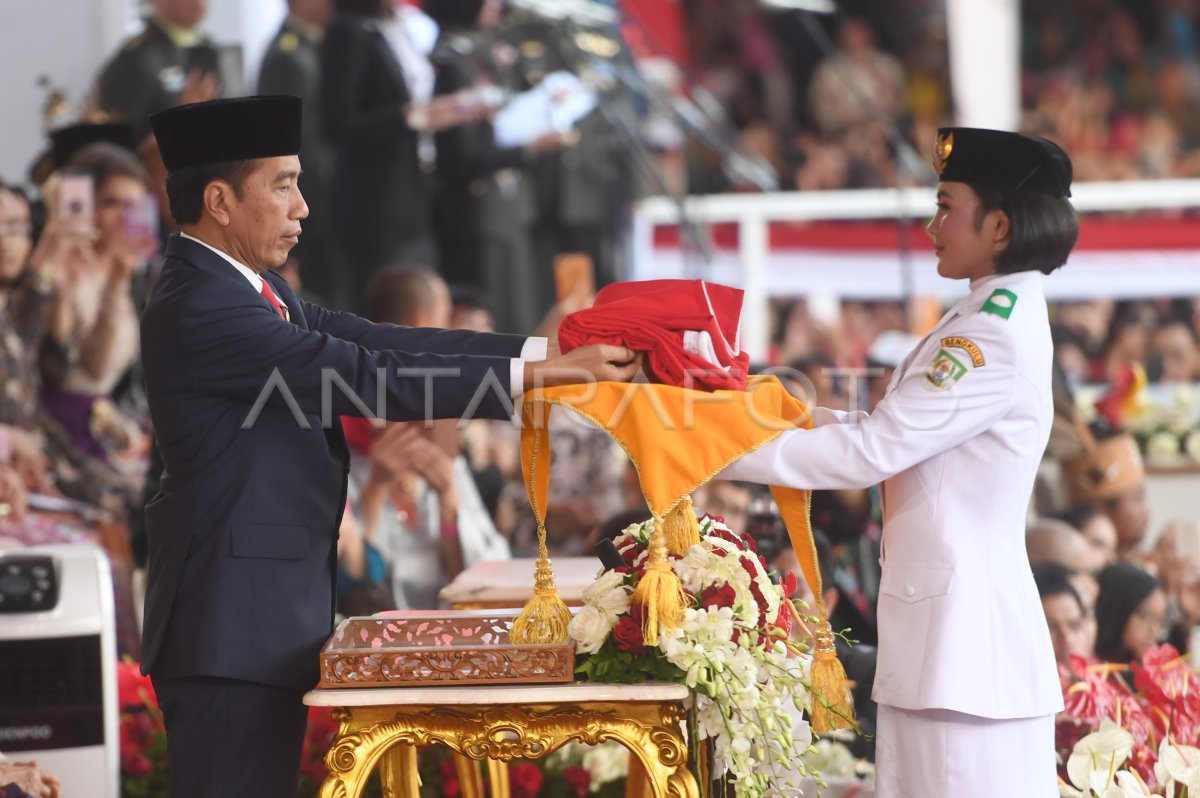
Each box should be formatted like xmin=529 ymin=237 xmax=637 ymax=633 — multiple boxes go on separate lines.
xmin=926 ymin=182 xmax=1004 ymax=282
xmin=1042 ymin=592 xmax=1095 ymax=665
xmin=0 ymin=189 xmax=32 ymax=282
xmin=95 ymin=174 xmax=149 ymax=255
xmin=1122 ymin=588 xmax=1167 ymax=660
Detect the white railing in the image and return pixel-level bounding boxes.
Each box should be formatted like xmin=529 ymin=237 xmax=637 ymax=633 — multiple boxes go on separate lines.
xmin=631 ymin=181 xmax=1200 ymax=361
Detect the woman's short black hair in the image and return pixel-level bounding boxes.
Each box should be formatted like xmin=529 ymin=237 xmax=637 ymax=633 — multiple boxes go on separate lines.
xmin=164 ymin=160 xmax=254 ymax=225
xmin=971 ymin=183 xmax=1079 ymax=275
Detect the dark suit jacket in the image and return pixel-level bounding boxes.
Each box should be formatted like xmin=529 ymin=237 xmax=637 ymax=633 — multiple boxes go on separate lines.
xmin=140 ymin=235 xmax=526 ymax=689
xmin=320 ymin=11 xmax=432 ymax=271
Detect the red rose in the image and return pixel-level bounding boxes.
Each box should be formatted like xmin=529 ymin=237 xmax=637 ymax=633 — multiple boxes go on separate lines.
xmin=700 ymin=583 xmax=737 ymax=609
xmin=613 ymin=610 xmax=648 ymax=655
xmin=563 ymin=765 xmax=591 ymax=796
xmin=509 ymin=762 xmax=544 ymax=798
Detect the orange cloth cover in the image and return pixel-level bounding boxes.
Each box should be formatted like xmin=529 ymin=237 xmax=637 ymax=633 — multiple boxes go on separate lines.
xmin=516 ymin=375 xmax=855 ymax=731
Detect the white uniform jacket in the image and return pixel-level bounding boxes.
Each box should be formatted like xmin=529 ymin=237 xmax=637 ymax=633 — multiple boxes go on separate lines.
xmin=723 ymin=270 xmax=1063 ymax=719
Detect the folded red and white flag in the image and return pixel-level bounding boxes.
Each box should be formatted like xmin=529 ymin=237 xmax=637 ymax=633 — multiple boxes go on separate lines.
xmin=558 ymin=279 xmax=749 ymax=391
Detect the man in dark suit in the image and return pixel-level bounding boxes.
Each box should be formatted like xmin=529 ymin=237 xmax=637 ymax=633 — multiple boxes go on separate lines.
xmin=140 ymin=95 xmax=637 ymax=798
xmin=258 ymin=0 xmax=341 ymax=307
xmin=95 ymin=0 xmax=220 ymax=141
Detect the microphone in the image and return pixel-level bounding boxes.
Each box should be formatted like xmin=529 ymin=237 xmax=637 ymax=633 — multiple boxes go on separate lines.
xmin=593 ymin=538 xmax=626 ymax=571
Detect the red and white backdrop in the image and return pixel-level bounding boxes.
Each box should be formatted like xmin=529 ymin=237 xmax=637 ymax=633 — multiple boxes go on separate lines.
xmin=631 ymin=216 xmax=1200 ymax=301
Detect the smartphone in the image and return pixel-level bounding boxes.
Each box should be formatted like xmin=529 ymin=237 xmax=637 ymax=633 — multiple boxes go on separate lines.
xmin=184 ymin=44 xmax=220 ymax=77
xmin=57 ymin=172 xmax=94 ymax=222
xmin=122 ymin=194 xmax=158 ymax=241
xmin=554 ymin=252 xmax=595 ymax=303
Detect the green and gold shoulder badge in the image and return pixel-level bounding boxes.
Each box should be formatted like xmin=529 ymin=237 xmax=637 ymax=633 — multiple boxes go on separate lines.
xmin=925 ymin=335 xmax=986 ymax=391
xmin=980 ymin=289 xmax=1018 ymax=319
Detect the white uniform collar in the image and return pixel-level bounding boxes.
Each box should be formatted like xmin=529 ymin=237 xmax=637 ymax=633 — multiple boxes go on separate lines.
xmin=180 ymin=232 xmax=263 ymax=292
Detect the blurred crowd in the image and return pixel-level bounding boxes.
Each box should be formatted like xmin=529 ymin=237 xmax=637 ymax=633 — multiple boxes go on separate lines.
xmin=0 ymin=0 xmax=1198 ymax=771
xmin=686 ymin=0 xmax=1200 ymax=192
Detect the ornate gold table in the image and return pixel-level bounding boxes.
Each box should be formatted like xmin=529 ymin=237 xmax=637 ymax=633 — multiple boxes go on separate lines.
xmin=303 ymin=682 xmax=698 ymax=798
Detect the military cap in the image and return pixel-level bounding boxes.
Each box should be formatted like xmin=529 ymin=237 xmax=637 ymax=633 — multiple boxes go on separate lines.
xmin=28 ymin=121 xmax=136 ymax=185
xmin=150 ymin=96 xmax=302 ymax=172
xmin=933 ymin=127 xmax=1073 ymax=198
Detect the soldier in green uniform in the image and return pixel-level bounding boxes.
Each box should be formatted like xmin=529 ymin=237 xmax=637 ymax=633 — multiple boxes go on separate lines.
xmin=499 ymin=11 xmax=638 ymax=320
xmin=94 ymin=0 xmax=220 ymax=142
xmin=258 ymin=0 xmax=341 ymax=307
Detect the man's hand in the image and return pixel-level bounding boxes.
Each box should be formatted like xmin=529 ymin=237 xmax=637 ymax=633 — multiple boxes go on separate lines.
xmin=523 ymin=344 xmax=641 ymax=391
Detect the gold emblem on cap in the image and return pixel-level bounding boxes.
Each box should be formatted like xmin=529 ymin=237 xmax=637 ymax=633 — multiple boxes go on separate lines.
xmin=933 ymin=131 xmax=954 ymax=176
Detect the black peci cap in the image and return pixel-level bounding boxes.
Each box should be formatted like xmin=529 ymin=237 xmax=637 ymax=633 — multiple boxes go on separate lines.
xmin=933 ymin=127 xmax=1073 ymax=198
xmin=150 ymin=96 xmax=302 ymax=172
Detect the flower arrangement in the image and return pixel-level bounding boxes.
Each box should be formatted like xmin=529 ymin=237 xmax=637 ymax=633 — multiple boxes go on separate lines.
xmin=568 ymin=514 xmax=817 ymax=798
xmin=116 ymin=658 xmax=169 ymax=798
xmin=1056 ymin=645 xmax=1200 ymax=796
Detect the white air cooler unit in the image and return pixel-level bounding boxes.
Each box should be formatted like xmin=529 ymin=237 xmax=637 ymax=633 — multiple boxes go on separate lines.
xmin=0 ymin=544 xmax=119 ymax=798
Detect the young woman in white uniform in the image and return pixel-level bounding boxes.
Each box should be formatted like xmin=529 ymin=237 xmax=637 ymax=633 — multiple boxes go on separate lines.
xmin=721 ymin=128 xmax=1077 ymax=797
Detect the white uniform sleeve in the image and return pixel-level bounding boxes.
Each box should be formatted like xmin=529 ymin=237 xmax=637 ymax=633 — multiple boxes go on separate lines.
xmin=811 ymin=406 xmax=869 ymax=427
xmin=721 ymin=317 xmax=1017 ymax=490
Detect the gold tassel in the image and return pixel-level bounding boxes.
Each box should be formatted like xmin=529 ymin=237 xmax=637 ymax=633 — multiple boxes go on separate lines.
xmin=663 ymin=496 xmax=701 ymax=555
xmin=809 ymin=621 xmax=857 ymax=733
xmin=510 ymin=530 xmax=572 ymax=644
xmin=633 ymin=518 xmax=688 ymax=645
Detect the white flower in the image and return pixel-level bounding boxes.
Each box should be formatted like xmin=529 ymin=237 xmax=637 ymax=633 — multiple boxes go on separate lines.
xmin=1066 ymin=720 xmax=1134 ymax=794
xmin=1145 ymin=431 xmax=1181 ymax=462
xmin=568 ymin=605 xmax=615 ymax=654
xmin=581 ymin=742 xmax=629 ymax=790
xmin=1154 ymin=738 xmax=1200 ymax=797
xmin=583 ymin=570 xmax=632 ymax=621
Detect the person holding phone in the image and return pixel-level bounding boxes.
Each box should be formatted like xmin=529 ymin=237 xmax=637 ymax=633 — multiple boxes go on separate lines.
xmin=719 ymin=128 xmax=1077 ymax=797
xmin=41 ymin=142 xmax=156 ymax=469
xmin=94 ymin=0 xmax=220 ymax=140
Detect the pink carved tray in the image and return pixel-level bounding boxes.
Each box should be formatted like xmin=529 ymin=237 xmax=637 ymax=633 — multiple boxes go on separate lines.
xmin=318 ymin=610 xmax=576 ymax=688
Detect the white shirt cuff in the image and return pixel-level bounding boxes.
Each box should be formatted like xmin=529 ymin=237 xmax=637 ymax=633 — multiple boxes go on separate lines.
xmin=521 ymin=337 xmax=548 ymax=361
xmin=510 ymin=358 xmax=527 ymax=399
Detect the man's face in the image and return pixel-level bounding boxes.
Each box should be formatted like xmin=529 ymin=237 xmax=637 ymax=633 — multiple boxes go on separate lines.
xmin=699 ymin=482 xmax=751 ymax=533
xmin=153 ymin=0 xmax=208 ymax=28
xmin=224 ymin=156 xmax=308 ymax=271
xmin=1109 ymin=485 xmax=1150 ymax=551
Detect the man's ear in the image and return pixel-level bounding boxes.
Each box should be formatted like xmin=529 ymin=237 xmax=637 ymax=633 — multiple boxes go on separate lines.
xmin=203 ymin=180 xmax=236 ymax=227
xmin=989 ymin=209 xmax=1011 ymax=253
